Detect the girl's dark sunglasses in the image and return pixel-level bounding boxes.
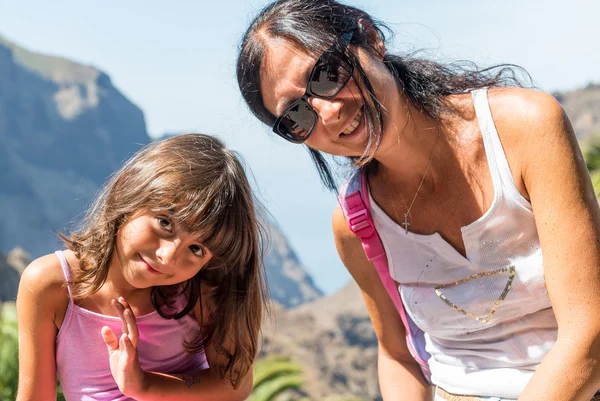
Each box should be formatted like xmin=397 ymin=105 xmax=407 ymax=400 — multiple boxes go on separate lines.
xmin=272 ymin=32 xmax=354 ymax=144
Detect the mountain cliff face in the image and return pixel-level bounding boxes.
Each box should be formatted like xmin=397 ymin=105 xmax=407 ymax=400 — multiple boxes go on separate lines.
xmin=0 ymin=37 xmax=148 ymax=254
xmin=264 ymin=223 xmax=322 ymax=307
xmin=0 ymin=249 xmax=26 ymax=303
xmin=0 ymin=37 xmax=321 ymax=308
xmin=262 ymin=281 xmax=380 ymax=401
xmin=555 ymin=83 xmax=600 ymax=142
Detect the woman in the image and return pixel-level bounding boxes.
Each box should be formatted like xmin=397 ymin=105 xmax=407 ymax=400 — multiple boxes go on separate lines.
xmin=237 ymin=0 xmax=600 ymax=400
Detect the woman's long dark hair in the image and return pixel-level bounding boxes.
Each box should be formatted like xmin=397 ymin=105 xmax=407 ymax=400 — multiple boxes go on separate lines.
xmin=237 ymin=0 xmax=529 ymax=190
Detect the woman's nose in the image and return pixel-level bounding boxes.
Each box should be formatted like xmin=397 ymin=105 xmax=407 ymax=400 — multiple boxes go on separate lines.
xmin=308 ymin=97 xmax=343 ymax=126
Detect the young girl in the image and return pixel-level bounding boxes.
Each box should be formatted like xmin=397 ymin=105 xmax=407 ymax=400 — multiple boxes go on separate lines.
xmin=237 ymin=0 xmax=600 ymax=400
xmin=16 ymin=133 xmax=268 ymax=400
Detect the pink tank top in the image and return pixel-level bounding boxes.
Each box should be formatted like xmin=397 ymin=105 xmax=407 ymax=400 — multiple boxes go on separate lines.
xmin=55 ymin=250 xmax=209 ymax=401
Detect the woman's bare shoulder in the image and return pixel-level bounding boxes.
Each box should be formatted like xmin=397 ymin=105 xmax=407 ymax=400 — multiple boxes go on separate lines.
xmin=445 ymin=87 xmax=562 ymax=131
xmin=487 ymin=87 xmax=563 ymax=132
xmin=487 ymin=87 xmax=567 ymax=155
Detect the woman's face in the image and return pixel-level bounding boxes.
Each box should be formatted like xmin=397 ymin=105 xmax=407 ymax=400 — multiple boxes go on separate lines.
xmin=260 ymin=37 xmax=403 ymax=157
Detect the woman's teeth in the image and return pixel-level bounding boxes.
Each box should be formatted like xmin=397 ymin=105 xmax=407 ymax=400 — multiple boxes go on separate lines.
xmin=342 ymin=108 xmax=363 ymax=135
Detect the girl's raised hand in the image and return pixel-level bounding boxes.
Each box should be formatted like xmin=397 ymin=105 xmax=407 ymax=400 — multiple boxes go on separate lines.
xmin=101 ymin=297 xmax=147 ymax=398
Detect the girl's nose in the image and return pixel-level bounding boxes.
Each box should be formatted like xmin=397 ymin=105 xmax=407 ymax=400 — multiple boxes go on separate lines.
xmin=156 ymin=239 xmax=180 ymax=266
xmin=308 ymin=97 xmax=344 ymax=126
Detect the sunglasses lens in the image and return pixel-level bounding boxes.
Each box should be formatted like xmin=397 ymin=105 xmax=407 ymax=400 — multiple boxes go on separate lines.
xmin=309 ymin=53 xmax=352 ymax=97
xmin=272 ymin=36 xmax=354 ymax=144
xmin=275 ymin=100 xmax=317 ymax=143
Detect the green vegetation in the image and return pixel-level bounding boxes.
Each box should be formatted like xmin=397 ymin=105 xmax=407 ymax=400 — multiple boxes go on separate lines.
xmin=252 ymin=356 xmax=304 ymax=401
xmin=0 ymin=303 xmax=18 ymax=400
xmin=583 ymin=136 xmax=600 ymax=197
xmin=0 ymin=303 xmax=65 ymax=401
xmin=251 ymin=355 xmax=365 ymax=401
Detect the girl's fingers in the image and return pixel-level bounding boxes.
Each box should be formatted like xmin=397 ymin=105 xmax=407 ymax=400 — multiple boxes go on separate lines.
xmin=111 ymin=298 xmax=128 ymax=336
xmin=101 ymin=326 xmax=119 ymax=352
xmin=118 ymin=297 xmax=139 ymax=348
xmin=121 ymin=332 xmax=136 ymax=355
xmin=119 ymin=333 xmax=139 ymax=372
xmin=123 ymin=308 xmax=139 ymax=348
xmin=118 ymin=296 xmax=131 ymax=311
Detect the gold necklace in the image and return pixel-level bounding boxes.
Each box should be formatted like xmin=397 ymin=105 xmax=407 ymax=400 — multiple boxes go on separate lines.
xmin=401 ymin=125 xmax=441 ymax=234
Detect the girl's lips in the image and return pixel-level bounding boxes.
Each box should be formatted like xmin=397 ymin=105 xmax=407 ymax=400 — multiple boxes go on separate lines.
xmin=140 ymin=254 xmax=162 ymax=275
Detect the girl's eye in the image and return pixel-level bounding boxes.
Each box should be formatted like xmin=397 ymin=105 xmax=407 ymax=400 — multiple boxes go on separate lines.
xmin=157 ymin=217 xmax=173 ymax=232
xmin=189 ymin=244 xmax=205 ymax=257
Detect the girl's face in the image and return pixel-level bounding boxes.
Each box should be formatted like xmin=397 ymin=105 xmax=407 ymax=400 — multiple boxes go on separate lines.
xmin=259 ymin=37 xmax=403 ymax=156
xmin=113 ymin=211 xmax=213 ymax=289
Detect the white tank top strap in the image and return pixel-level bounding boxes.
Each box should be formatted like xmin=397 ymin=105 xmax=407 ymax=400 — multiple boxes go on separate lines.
xmin=471 ymin=88 xmax=527 ymax=205
xmin=369 ymin=89 xmax=551 ymax=397
xmin=55 ymin=250 xmax=74 ymax=300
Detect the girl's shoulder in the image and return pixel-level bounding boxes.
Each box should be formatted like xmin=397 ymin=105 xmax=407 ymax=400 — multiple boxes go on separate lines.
xmin=21 ymin=252 xmax=70 ymax=294
xmin=19 ymin=251 xmax=72 ymax=327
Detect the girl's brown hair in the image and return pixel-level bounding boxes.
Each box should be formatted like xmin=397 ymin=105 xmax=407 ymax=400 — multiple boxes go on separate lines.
xmin=61 ymin=133 xmax=268 ymax=386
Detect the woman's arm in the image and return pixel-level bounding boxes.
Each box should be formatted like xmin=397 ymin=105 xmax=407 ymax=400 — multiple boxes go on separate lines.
xmin=332 ymin=205 xmax=432 ymax=401
xmin=495 ymin=89 xmax=600 ymax=401
xmin=16 ymin=255 xmax=65 ymax=401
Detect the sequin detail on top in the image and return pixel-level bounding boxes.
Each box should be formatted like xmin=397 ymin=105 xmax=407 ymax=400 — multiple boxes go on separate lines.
xmin=435 ymin=266 xmax=515 ymax=323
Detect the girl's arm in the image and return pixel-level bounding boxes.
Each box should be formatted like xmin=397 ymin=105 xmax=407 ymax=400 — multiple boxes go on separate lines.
xmin=132 ymin=365 xmax=252 ymax=401
xmin=494 ymin=89 xmax=600 ymax=400
xmin=16 ymin=255 xmax=66 ymax=401
xmin=332 ymin=205 xmax=432 ymax=401
xmin=102 ymin=297 xmax=252 ymax=401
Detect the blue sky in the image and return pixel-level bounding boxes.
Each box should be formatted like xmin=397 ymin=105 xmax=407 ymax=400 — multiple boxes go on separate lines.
xmin=1 ymin=0 xmax=598 ymax=294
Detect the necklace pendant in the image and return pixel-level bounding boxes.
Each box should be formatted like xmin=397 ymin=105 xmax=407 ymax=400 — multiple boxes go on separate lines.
xmin=402 ymin=213 xmax=410 ymax=234
xmin=399 ymin=125 xmax=440 ymax=237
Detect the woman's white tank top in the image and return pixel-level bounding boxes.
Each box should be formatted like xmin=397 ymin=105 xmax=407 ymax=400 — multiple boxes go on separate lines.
xmin=368 ymin=89 xmax=557 ymax=398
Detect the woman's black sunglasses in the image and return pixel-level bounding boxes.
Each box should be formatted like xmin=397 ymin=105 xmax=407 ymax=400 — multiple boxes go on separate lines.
xmin=272 ymin=32 xmax=355 ymax=144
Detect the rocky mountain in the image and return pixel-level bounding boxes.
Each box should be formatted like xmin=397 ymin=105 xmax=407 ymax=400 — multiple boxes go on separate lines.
xmin=0 ymin=36 xmax=321 ymax=308
xmin=0 ymin=35 xmax=148 ymax=254
xmin=0 ymin=249 xmax=27 ymax=303
xmin=264 ymin=223 xmax=322 ymax=307
xmin=554 ymin=83 xmax=600 ymax=143
xmin=261 ymin=280 xmax=380 ymax=401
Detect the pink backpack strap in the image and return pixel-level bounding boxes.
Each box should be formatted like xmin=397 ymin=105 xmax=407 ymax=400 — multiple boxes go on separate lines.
xmin=339 ymin=169 xmax=431 ymax=381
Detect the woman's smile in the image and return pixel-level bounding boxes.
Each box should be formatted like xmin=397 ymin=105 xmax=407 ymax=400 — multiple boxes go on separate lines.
xmin=338 ymin=105 xmax=366 ymax=141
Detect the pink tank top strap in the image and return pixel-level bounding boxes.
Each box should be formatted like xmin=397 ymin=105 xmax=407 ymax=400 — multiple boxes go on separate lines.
xmin=54 ymin=250 xmax=73 ymax=299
